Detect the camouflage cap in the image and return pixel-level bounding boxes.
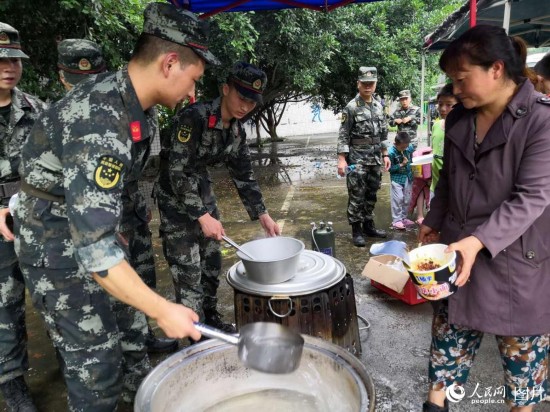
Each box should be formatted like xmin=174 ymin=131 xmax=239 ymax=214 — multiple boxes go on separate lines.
xmin=57 ymin=39 xmax=107 ymax=85
xmin=0 ymin=22 xmax=29 ymax=59
xmin=358 ymin=66 xmax=377 ymax=82
xmin=398 ymin=90 xmax=411 ymax=99
xmin=229 ymin=62 xmax=267 ymax=104
xmin=143 ymin=2 xmax=220 ymax=66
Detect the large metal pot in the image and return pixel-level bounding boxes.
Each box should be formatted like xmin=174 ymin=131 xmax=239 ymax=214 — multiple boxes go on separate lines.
xmin=134 ymin=335 xmax=375 ymax=412
xmin=236 ymin=237 xmax=305 ymax=284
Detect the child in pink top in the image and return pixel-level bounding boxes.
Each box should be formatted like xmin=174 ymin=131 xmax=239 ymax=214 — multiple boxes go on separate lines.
xmin=408 ymin=147 xmax=432 ymax=225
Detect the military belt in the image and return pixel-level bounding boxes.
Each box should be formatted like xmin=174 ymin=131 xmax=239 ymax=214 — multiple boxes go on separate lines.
xmin=20 ymin=181 xmax=65 ymax=204
xmin=351 ymin=139 xmax=381 ymax=145
xmin=0 ymin=180 xmax=20 ymax=199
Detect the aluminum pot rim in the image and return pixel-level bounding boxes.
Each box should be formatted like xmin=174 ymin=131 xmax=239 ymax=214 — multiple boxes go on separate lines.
xmin=236 ymin=237 xmax=305 ymax=263
xmin=134 ymin=334 xmax=375 ymax=412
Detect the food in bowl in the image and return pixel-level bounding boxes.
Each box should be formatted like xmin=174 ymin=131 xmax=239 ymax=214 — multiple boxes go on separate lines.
xmin=412 ymin=258 xmax=442 ymax=272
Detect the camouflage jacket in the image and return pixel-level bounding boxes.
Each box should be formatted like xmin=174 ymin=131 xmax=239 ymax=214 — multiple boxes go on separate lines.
xmin=16 ymin=67 xmax=156 ymax=273
xmin=119 ymin=106 xmax=158 ymax=232
xmin=337 ymin=94 xmax=388 ymax=166
xmin=0 ymin=88 xmax=47 ymax=184
xmin=157 ymin=96 xmax=266 ymax=221
xmin=389 ymin=105 xmax=421 ymax=138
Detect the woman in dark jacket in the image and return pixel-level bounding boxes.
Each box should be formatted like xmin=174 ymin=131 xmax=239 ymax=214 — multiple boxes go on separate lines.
xmin=420 ymin=25 xmax=550 ymax=412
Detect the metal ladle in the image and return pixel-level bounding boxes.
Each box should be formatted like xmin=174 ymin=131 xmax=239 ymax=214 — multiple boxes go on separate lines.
xmin=194 ymin=321 xmax=304 ymax=374
xmin=222 ymin=235 xmax=256 ymax=260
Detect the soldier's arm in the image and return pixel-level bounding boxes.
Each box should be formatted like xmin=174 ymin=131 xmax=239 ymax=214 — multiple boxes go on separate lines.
xmin=93 ymin=260 xmax=201 ymax=340
xmin=409 ymin=107 xmax=421 ymax=126
xmin=168 ymin=109 xmax=209 ymax=220
xmin=337 ymin=106 xmax=353 ymax=175
xmin=226 ymin=129 xmax=267 ymax=221
xmin=379 ymin=105 xmax=389 ymax=152
xmin=337 ymin=105 xmax=352 ymax=156
xmin=388 ymin=109 xmax=398 ymax=127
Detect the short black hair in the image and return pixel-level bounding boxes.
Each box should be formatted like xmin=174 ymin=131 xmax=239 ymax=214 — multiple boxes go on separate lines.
xmin=436 ymin=83 xmax=455 ymax=100
xmin=132 ymin=33 xmax=201 ymax=67
xmin=534 ymin=53 xmax=550 ymax=79
xmin=439 ymin=25 xmax=525 ymax=84
xmin=395 ymin=131 xmax=411 ymax=144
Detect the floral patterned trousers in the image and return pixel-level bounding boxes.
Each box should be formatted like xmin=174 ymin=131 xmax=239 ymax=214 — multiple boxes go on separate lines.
xmin=429 ymin=300 xmax=549 ymax=407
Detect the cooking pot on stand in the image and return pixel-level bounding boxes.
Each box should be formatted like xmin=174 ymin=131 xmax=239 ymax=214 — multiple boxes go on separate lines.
xmin=227 ymin=250 xmax=362 ymax=355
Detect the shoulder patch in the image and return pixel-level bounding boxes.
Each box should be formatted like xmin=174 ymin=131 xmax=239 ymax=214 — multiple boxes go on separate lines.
xmin=94 ymin=156 xmax=124 ymax=190
xmin=177 ymin=125 xmax=192 ymax=143
xmin=537 ymin=96 xmax=550 ymax=105
xmin=341 ymin=112 xmax=348 ymax=124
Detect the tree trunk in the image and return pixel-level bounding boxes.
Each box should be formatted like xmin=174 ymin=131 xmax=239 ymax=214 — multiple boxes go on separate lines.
xmin=266 ymin=107 xmax=279 ymax=164
xmin=254 ymin=116 xmax=263 ymax=167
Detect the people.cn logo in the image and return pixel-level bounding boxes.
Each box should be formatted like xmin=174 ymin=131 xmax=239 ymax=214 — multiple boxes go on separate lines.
xmin=446 ymin=383 xmax=466 ymax=403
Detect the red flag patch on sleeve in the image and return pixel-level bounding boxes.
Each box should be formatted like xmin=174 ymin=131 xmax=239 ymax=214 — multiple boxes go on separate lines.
xmin=208 ymin=115 xmax=217 ymax=129
xmin=130 ymin=121 xmax=142 ymax=142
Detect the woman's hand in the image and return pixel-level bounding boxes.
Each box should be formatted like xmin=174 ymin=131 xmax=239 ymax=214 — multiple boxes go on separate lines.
xmin=418 ymin=224 xmax=439 ymax=245
xmin=446 ymin=236 xmax=484 ymax=287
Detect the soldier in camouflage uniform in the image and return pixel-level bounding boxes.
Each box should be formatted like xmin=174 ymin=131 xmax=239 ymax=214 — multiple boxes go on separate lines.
xmin=58 ymin=39 xmax=178 ymax=355
xmin=57 ymin=39 xmax=107 ymax=91
xmin=389 ymin=89 xmax=422 ymax=147
xmin=12 ymin=4 xmax=218 ymax=410
xmin=337 ymin=67 xmax=390 ymax=247
xmin=0 ymin=22 xmax=47 ymax=412
xmin=155 ymin=62 xmax=280 ymax=334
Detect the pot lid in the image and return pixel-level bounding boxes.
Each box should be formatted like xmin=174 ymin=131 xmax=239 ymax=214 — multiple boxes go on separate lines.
xmin=226 ymin=250 xmax=346 ymax=296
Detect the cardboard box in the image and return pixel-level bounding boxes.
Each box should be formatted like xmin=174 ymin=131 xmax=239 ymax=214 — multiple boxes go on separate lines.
xmin=362 ymin=255 xmax=426 ymax=305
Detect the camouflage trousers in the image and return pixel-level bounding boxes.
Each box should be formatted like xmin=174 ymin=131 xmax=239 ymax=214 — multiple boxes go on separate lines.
xmin=20 ymin=263 xmax=150 ymax=412
xmin=120 ymin=221 xmax=156 ymax=289
xmin=160 ymin=220 xmax=222 ymax=322
xmin=0 ymin=238 xmax=27 ymax=384
xmin=346 ymin=164 xmax=382 ymax=224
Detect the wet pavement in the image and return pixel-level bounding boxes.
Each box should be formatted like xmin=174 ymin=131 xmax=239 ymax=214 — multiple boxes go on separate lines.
xmin=3 ymin=133 xmax=550 ymax=411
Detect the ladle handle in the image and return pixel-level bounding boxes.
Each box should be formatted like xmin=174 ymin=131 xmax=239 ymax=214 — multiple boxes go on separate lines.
xmin=221 ymin=236 xmax=256 ymax=260
xmin=194 ymin=322 xmax=239 ymax=345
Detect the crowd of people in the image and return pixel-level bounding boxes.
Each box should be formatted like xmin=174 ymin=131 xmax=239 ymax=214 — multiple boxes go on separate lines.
xmin=2 ymin=1 xmax=550 ymax=410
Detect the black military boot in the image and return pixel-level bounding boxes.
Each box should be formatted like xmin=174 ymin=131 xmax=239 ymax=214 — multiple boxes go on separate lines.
xmin=0 ymin=376 xmax=37 ymax=412
xmin=422 ymin=400 xmax=449 ymax=412
xmin=204 ymin=309 xmax=237 ymax=334
xmin=351 ymin=222 xmax=366 ymax=247
xmin=145 ymin=325 xmax=178 ymax=354
xmin=362 ymin=219 xmax=387 ymax=238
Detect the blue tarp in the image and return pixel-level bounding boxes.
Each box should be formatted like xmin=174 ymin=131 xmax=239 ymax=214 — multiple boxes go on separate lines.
xmin=169 ymin=0 xmax=379 ymax=16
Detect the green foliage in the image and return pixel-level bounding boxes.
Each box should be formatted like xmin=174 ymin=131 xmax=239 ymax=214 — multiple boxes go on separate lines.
xmin=1 ymin=0 xmax=147 ymax=101
xmin=1 ymin=0 xmax=463 ymax=134
xmin=317 ymin=0 xmax=464 ymax=111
